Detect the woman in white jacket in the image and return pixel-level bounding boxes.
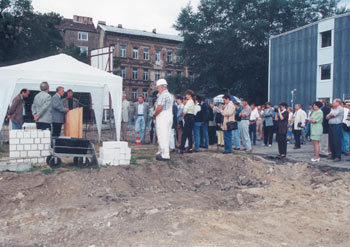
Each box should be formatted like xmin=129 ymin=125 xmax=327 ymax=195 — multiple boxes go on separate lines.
xmin=293 ymin=104 xmax=307 ymax=149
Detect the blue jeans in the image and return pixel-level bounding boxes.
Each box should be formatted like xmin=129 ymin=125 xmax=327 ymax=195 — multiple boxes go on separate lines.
xmin=329 ymin=124 xmax=342 ymax=159
xmin=12 ymin=122 xmax=22 ymax=130
xmin=342 ymin=128 xmax=350 ymax=153
xmin=201 ymin=123 xmax=209 ymax=147
xmin=194 ymin=122 xmax=202 ymax=151
xmin=135 ymin=116 xmax=146 ymax=141
xmin=232 ymin=121 xmax=241 ymax=148
xmin=224 ymin=130 xmax=232 ymax=153
xmin=304 ymin=121 xmax=310 ymax=138
xmin=249 ymin=122 xmax=257 ymax=144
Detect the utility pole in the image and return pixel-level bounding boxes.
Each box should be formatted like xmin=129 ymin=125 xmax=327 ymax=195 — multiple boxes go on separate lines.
xmin=291 ymin=89 xmax=297 ymax=110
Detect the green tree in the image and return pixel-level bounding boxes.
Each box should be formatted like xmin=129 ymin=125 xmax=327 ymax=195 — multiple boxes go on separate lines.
xmin=174 ymin=0 xmax=345 ymax=103
xmin=62 ymin=44 xmax=89 ymax=64
xmin=0 ymin=0 xmax=63 ymax=66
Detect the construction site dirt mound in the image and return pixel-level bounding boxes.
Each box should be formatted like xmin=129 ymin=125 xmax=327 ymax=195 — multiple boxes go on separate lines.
xmin=0 ymin=149 xmax=349 ymax=247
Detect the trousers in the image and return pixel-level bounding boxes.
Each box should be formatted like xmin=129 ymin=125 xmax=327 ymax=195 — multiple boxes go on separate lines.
xmin=249 ymin=122 xmax=257 ymax=144
xmin=329 ymin=124 xmax=342 ymax=159
xmin=240 ymin=120 xmax=252 ymax=150
xmin=121 ymin=122 xmax=128 ymax=141
xmin=217 ymin=130 xmax=224 ymax=145
xmin=135 ymin=116 xmax=146 ymax=142
xmin=263 ymin=125 xmax=273 ymax=145
xmin=156 ymin=109 xmax=173 ymax=159
xmin=180 ymin=114 xmax=194 ymax=150
xmin=320 ymin=133 xmax=329 ymax=155
xmin=223 ymin=130 xmax=232 ymax=153
xmin=232 ymin=121 xmax=241 ymax=148
xmin=52 ymin=122 xmax=63 ymax=137
xmin=341 ymin=128 xmax=350 ymax=153
xmin=293 ymin=129 xmax=301 ymax=148
xmin=36 ymin=122 xmax=51 ymax=131
xmin=277 ymin=132 xmax=287 ymax=155
xmin=201 ymin=123 xmax=209 ymax=147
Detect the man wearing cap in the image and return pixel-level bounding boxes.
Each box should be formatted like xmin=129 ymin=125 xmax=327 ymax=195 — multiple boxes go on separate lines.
xmin=153 ymin=79 xmax=174 ymax=161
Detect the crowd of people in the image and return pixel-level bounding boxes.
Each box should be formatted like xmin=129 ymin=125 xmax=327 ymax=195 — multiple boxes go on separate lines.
xmin=122 ymin=81 xmax=350 ymax=163
xmin=7 ymin=81 xmax=80 ymax=136
xmin=7 ymin=80 xmax=350 ymax=163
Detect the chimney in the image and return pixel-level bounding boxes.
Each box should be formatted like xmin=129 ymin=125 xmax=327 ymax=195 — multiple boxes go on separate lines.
xmin=98 ymin=20 xmax=106 ymax=25
xmin=152 ymin=28 xmax=157 ymax=34
xmin=118 ymin=24 xmax=123 ymax=28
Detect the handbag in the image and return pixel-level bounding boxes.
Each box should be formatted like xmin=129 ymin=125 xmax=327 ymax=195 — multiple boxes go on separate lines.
xmin=226 ymin=121 xmax=238 ymax=131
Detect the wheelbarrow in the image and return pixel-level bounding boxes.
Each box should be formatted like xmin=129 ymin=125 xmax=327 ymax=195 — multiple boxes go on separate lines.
xmin=46 ymin=137 xmax=98 ymax=168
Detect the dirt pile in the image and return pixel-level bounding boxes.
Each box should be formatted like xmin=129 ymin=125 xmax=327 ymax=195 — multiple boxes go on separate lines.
xmin=0 ymin=150 xmax=349 ymax=247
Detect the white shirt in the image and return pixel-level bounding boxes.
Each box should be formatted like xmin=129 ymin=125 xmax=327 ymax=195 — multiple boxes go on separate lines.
xmin=194 ymin=104 xmax=201 ymax=116
xmin=343 ymin=107 xmax=349 ymax=123
xmin=138 ymin=103 xmax=144 ymax=115
xmin=249 ymin=108 xmax=259 ymax=121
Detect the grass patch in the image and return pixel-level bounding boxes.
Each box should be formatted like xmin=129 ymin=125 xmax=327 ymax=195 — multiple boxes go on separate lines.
xmin=41 ymin=169 xmax=55 ymax=175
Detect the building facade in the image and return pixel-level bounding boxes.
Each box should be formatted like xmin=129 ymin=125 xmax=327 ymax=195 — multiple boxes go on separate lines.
xmin=57 ymin=15 xmax=99 ymax=55
xmin=97 ymin=24 xmax=187 ymax=101
xmin=269 ymin=13 xmax=350 ymax=108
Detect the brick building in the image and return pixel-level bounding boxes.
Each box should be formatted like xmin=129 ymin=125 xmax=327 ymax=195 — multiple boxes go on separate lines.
xmin=97 ymin=23 xmax=187 ymax=101
xmin=57 ymin=15 xmax=99 ymax=55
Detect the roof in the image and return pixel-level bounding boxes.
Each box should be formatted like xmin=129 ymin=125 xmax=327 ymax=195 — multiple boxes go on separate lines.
xmin=57 ymin=18 xmax=97 ymax=33
xmin=98 ymin=24 xmax=184 ymax=42
xmin=270 ymin=12 xmax=350 ymax=40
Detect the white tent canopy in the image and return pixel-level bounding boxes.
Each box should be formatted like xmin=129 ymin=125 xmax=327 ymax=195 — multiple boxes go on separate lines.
xmin=0 ymin=54 xmax=123 ymax=141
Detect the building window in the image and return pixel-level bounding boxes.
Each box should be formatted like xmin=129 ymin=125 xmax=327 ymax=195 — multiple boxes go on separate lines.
xmin=132 ymin=47 xmax=139 ymax=59
xmin=143 ymin=48 xmax=149 ymax=60
xmin=79 ymin=46 xmax=88 ymax=55
xmin=155 ymin=70 xmax=161 ymax=81
xmin=143 ymin=89 xmax=148 ymax=99
xmin=122 ymin=87 xmax=126 ymax=94
xmin=321 ymin=30 xmax=332 ymax=48
xmin=167 ymin=52 xmax=173 ymax=63
xmin=120 ymin=45 xmax=126 ymax=57
xmin=167 ymin=71 xmax=172 ymax=77
xmin=176 ymin=55 xmax=182 ymax=63
xmin=132 ymin=68 xmax=138 ymax=80
xmin=177 ymin=71 xmax=182 ymax=77
xmin=132 ymin=88 xmax=138 ymax=99
xmin=120 ymin=66 xmax=126 ymax=79
xmin=78 ymin=32 xmax=88 ymax=41
xmin=155 ymin=50 xmax=161 ymax=63
xmin=320 ymin=64 xmax=331 ymax=80
xmin=143 ymin=69 xmax=149 ymax=81
xmin=189 ymin=72 xmax=195 ymax=82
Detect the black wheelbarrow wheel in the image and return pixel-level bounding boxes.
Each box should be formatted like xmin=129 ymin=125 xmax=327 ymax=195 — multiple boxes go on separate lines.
xmin=46 ymin=155 xmax=53 ymax=165
xmin=76 ymin=157 xmax=90 ymax=167
xmin=49 ymin=157 xmax=62 ymax=168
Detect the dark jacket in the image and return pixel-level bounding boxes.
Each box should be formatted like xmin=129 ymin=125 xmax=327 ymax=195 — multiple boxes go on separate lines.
xmin=52 ymin=93 xmax=66 ymax=123
xmin=172 ymin=103 xmax=178 ymax=129
xmin=201 ymin=102 xmax=210 ymax=123
xmin=8 ymin=95 xmax=24 ymax=125
xmin=194 ymin=107 xmax=203 ymax=122
xmin=235 ymin=107 xmax=242 ymax=121
xmin=277 ymin=111 xmax=289 ymax=134
xmin=63 ymin=97 xmax=80 ymax=110
xmin=215 ymin=112 xmax=224 ymax=130
xmin=321 ymin=105 xmax=331 ymax=134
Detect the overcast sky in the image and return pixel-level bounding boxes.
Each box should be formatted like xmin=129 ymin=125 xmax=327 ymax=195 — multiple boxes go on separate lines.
xmin=32 ymin=0 xmax=348 ymax=35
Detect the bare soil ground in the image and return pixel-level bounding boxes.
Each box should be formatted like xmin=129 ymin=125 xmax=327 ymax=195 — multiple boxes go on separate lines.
xmin=0 ymin=145 xmax=350 ymax=247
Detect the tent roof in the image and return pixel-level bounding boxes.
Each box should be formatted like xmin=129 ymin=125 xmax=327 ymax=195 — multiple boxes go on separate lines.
xmin=0 ymin=54 xmax=119 ymax=86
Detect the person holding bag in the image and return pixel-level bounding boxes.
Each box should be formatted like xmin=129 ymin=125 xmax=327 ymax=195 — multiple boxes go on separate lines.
xmin=219 ymin=94 xmax=235 ymax=154
xmin=309 ymin=101 xmax=324 ymax=162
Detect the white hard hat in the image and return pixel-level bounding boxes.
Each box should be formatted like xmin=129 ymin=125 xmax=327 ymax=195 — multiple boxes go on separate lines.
xmin=156 ymin=79 xmax=168 ymax=87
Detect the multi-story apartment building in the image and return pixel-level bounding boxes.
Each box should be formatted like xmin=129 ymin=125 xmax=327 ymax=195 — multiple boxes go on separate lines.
xmin=97 ymin=23 xmax=187 ymax=101
xmin=57 ymin=15 xmax=99 ymax=55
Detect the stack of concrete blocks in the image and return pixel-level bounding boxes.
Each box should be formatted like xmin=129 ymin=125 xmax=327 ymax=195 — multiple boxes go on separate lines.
xmin=9 ymin=129 xmax=51 ymax=164
xmin=99 ymin=141 xmax=131 ymax=166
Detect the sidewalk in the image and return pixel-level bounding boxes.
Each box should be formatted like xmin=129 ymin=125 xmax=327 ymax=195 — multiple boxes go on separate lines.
xmin=248 ymin=140 xmax=350 ymax=170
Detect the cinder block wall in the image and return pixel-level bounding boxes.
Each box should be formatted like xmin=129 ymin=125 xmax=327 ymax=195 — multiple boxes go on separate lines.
xmin=100 ymin=141 xmax=131 ymax=166
xmin=9 ymin=130 xmax=51 ymax=164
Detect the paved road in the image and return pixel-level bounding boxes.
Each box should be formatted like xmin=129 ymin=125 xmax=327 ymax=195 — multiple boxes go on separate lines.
xmin=247 ymin=140 xmax=350 ymax=170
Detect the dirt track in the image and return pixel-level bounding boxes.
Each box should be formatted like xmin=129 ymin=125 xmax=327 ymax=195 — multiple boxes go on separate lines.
xmin=0 ymin=148 xmax=350 ymax=247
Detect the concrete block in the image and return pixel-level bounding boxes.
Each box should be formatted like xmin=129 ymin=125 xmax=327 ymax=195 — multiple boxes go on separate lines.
xmin=23 ymin=131 xmax=31 ymax=138
xmin=30 ymin=130 xmax=38 ymax=138
xmin=23 ymin=158 xmax=31 ymax=163
xmin=20 ymin=138 xmax=33 ymax=144
xmin=24 ymin=144 xmax=31 ymax=151
xmin=11 ymin=138 xmax=19 ymax=144
xmin=38 ymin=131 xmax=44 ymax=138
xmin=0 ymin=163 xmax=8 ymax=171
xmin=0 ymin=162 xmax=32 ymax=172
xmin=38 ymin=144 xmax=44 ymax=150
xmin=31 ymin=144 xmax=38 ymax=150
xmin=17 ymin=131 xmax=24 ymax=138
xmin=10 ymin=145 xmax=16 ymax=151
xmin=125 ymin=153 xmax=131 ymax=160
xmin=44 ymin=144 xmax=50 ymax=150
xmin=35 ymin=138 xmax=41 ymax=144
xmin=38 ymin=158 xmax=45 ymax=163
xmin=119 ymin=159 xmax=130 ymax=165
xmin=103 ymin=141 xmax=128 ymax=149
xmin=41 ymin=150 xmax=50 ymax=157
xmin=43 ymin=130 xmax=51 ymax=138
xmin=9 ymin=130 xmax=17 ymax=139
xmin=42 ymin=138 xmax=51 ymax=144
xmin=20 ymin=151 xmax=27 ymax=158
xmin=10 ymin=151 xmax=20 ymax=158
xmin=28 ymin=151 xmax=40 ymax=157
xmin=17 ymin=145 xmax=24 ymax=151
xmin=31 ymin=158 xmax=38 ymax=163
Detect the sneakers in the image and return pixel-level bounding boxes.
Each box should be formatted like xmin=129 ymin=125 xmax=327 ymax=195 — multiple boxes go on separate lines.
xmin=311 ymin=158 xmax=320 ymax=162
xmin=268 ymin=144 xmax=272 ymax=147
xmin=156 ymin=155 xmax=170 ymax=162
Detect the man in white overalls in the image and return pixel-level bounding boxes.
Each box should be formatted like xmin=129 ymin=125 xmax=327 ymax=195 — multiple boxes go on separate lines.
xmin=153 ymin=79 xmax=173 ymax=161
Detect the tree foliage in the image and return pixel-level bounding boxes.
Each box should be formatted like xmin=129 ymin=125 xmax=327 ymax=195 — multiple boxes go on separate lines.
xmin=0 ymin=0 xmax=63 ymax=66
xmin=62 ymin=44 xmax=89 ymax=64
xmin=174 ymin=0 xmax=345 ymax=103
